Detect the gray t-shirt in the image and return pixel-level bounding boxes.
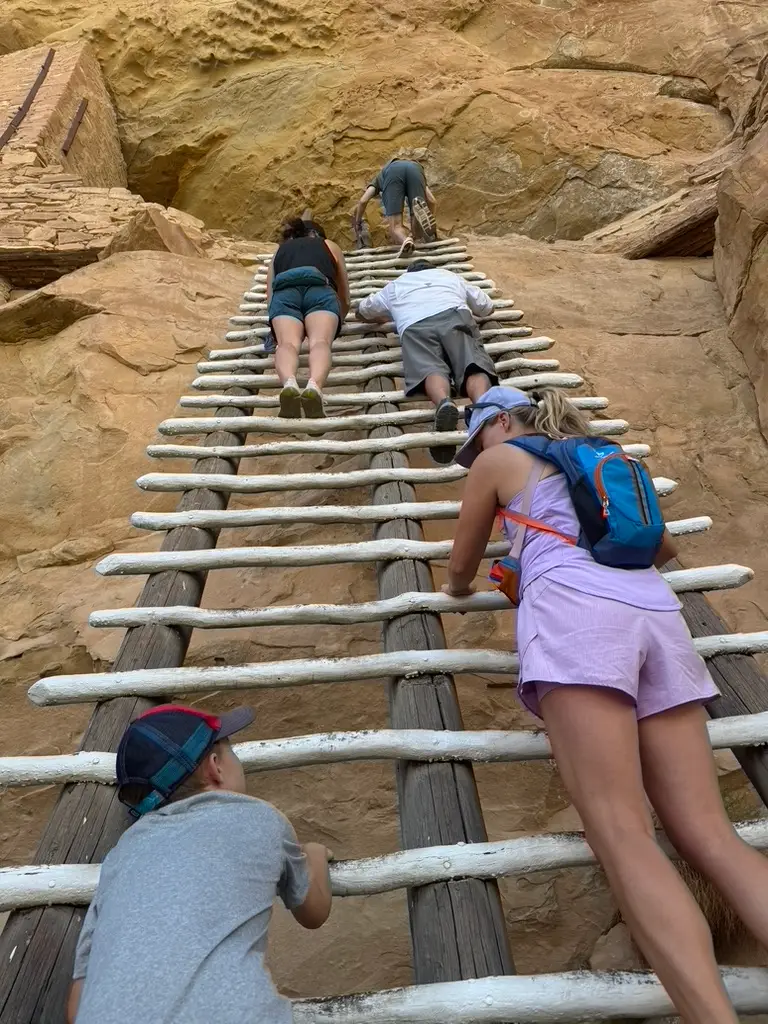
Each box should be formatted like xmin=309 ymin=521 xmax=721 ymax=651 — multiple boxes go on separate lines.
xmin=72 ymin=791 xmax=310 ymax=1024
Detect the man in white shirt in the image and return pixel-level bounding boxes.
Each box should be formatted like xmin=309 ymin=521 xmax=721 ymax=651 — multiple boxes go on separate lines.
xmin=357 ymin=262 xmax=499 ymax=463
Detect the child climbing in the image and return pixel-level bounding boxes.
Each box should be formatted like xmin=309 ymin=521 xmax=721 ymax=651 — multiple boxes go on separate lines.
xmin=66 ymin=705 xmax=333 ymax=1024
xmin=267 ymin=217 xmax=351 ymax=419
xmin=443 ymin=385 xmax=768 ymax=1024
xmin=352 ymin=158 xmax=437 ymax=256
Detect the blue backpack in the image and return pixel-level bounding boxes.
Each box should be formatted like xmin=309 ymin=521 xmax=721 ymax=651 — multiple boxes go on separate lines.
xmin=507 ymin=435 xmax=665 ymax=569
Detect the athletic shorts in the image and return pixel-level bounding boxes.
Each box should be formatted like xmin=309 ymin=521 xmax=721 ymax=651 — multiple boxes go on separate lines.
xmin=400 ymin=307 xmax=499 ymax=397
xmin=378 ymin=160 xmax=427 ymax=217
xmin=515 ymin=576 xmax=719 ymax=720
xmin=268 ymin=283 xmax=341 ymax=333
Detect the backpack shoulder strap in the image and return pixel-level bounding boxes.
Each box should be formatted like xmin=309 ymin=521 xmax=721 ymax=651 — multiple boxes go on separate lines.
xmin=507 ymin=460 xmax=545 ymax=561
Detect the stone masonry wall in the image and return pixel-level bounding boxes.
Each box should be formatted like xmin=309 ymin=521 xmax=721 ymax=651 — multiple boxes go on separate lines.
xmin=0 ymin=42 xmax=126 ymax=187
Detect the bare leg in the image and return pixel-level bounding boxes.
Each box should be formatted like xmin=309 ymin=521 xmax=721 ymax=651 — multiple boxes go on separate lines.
xmin=300 ymin=310 xmax=338 ymax=419
xmin=464 ymin=371 xmax=494 ymax=402
xmin=272 ymin=316 xmax=303 ymax=418
xmin=383 ymin=213 xmax=409 ymax=246
xmin=640 ymin=701 xmax=768 ymax=950
xmin=273 ymin=316 xmax=303 ymax=385
xmin=540 ymin=686 xmax=737 ymax=1024
xmin=423 ymin=373 xmax=451 ymax=408
xmin=304 ymin=311 xmax=337 ymax=389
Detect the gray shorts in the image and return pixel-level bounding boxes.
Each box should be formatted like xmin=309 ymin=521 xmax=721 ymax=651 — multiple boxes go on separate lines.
xmin=400 ymin=307 xmax=499 ymax=396
xmin=378 ymin=160 xmax=427 ymax=217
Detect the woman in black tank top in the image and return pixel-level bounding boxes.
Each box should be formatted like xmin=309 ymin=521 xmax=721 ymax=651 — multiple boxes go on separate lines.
xmin=266 ymin=217 xmax=350 ymax=420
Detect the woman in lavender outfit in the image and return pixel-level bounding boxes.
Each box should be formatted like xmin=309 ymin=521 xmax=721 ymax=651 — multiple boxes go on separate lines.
xmin=445 ymin=384 xmax=768 ymax=1024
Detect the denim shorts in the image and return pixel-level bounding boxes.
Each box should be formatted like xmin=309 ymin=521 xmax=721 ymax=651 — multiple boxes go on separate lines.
xmin=268 ymin=283 xmax=340 ymax=325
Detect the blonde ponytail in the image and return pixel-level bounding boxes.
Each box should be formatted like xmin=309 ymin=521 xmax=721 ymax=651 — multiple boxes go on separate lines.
xmin=512 ymin=387 xmax=592 ymax=439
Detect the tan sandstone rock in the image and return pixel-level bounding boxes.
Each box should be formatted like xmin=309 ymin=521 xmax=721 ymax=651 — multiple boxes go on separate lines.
xmin=3 ymin=1 xmax=767 ymax=243
xmin=715 ymin=60 xmax=768 ymax=442
xmin=98 ymin=207 xmax=205 ymax=260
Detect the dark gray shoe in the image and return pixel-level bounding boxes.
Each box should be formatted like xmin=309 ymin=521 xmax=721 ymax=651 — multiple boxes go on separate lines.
xmin=429 ymin=398 xmax=459 ymax=464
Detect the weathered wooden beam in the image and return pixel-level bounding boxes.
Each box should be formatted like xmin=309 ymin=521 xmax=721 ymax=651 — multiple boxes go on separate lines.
xmin=366 ymin=354 xmax=515 ymax=982
xmin=0 ymin=379 xmax=257 ymax=1023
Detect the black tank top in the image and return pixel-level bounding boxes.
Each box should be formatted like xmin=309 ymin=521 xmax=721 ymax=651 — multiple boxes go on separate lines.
xmin=273 ymin=237 xmax=338 ymax=291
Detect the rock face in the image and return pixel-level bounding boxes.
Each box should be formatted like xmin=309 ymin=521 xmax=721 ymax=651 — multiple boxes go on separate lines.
xmin=4 ymin=1 xmax=767 ymax=243
xmin=2 ymin=239 xmax=768 ymax=996
xmin=715 ymin=59 xmax=768 ymax=443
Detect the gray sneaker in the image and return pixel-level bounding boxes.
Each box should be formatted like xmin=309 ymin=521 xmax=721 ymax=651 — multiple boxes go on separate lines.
xmin=411 ymin=197 xmax=437 ymax=242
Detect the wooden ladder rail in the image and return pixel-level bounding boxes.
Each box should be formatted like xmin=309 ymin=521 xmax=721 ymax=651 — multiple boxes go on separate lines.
xmin=368 ymin=364 xmax=515 ymax=981
xmin=0 ymin=383 xmax=256 ymax=1023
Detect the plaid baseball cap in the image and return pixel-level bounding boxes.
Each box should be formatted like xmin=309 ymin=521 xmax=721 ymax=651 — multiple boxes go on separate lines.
xmin=116 ymin=704 xmax=254 ymax=818
xmin=454 ymin=386 xmax=534 ymax=468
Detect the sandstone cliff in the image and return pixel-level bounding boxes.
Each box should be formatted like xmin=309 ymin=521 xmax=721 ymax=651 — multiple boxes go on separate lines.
xmin=4 ymin=1 xmax=768 ymax=244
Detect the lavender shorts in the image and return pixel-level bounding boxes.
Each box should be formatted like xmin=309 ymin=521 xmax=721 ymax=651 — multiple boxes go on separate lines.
xmin=516 ymin=576 xmax=719 ymax=720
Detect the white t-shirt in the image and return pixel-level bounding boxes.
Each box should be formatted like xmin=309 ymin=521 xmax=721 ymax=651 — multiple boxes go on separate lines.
xmin=358 ymin=268 xmax=494 ymax=334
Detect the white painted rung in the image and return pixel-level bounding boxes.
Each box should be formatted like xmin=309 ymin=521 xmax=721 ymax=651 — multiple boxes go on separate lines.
xmin=235 ymin=299 xmax=519 ymax=318
xmin=212 ymin=333 xmax=546 ymax=362
xmin=29 ymin=649 xmax=520 ymax=706
xmin=100 ymin=530 xmax=736 ymax=581
xmin=174 ymin=395 xmax=609 ymax=417
xmin=90 ymin=563 xmax=751 ymax=616
xmin=190 ymin=370 xmax=583 ymax=393
xmin=95 ymin=538 xmax=511 ymax=576
xmin=4 ymin=820 xmax=768 ymax=912
xmin=4 ymin=709 xmax=762 ymax=787
xmin=193 ymin=356 xmax=561 ymax=380
xmin=294 ymin=969 xmax=768 ymax=1022
xmin=28 ymin=629 xmax=763 ymax=706
xmin=131 ymin=500 xmax=711 ymax=535
xmin=254 ymin=262 xmax=478 ymax=280
xmin=146 ymin=432 xmax=639 ymax=461
xmin=135 ymin=468 xmax=675 ymax=497
xmin=244 ymin=279 xmax=499 ymax=301
xmin=2 ymin=708 xmax=762 ymax=787
xmin=215 ymin=327 xmax=536 ymax=357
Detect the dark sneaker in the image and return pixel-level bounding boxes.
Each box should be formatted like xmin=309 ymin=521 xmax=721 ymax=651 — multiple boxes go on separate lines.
xmin=412 ymin=197 xmax=437 ymax=242
xmin=429 ymin=398 xmax=459 ymax=464
xmin=278 ymin=383 xmax=301 ymax=419
xmin=264 ymin=330 xmax=277 ymax=354
xmin=301 ymin=385 xmax=325 ymax=419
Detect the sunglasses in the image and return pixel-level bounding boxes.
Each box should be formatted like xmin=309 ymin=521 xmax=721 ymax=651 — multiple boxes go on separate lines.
xmin=463 ymin=400 xmax=517 ymax=428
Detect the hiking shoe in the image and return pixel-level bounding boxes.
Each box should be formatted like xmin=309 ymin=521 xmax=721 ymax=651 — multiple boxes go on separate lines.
xmin=429 ymin=398 xmax=459 ymax=465
xmin=264 ymin=330 xmax=277 ymax=354
xmin=397 ymin=235 xmax=415 ymax=258
xmin=278 ymin=383 xmax=301 ymax=419
xmin=411 ymin=197 xmax=437 ymax=242
xmin=301 ymin=385 xmax=325 ymax=419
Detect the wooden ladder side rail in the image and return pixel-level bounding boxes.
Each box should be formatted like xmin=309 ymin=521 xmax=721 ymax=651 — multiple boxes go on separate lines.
xmin=670 ymin=558 xmax=768 ymax=805
xmin=0 ymin=48 xmax=55 ymax=151
xmin=367 ymin=367 xmax=515 ymax=983
xmin=0 ymin=384 xmax=255 ymax=1024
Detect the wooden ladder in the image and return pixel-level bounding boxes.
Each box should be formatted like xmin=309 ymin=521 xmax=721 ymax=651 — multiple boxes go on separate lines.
xmin=3 ymin=237 xmax=768 ymax=1021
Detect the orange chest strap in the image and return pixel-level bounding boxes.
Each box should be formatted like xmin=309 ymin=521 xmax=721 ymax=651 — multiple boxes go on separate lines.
xmin=497 ymin=506 xmax=577 ymax=546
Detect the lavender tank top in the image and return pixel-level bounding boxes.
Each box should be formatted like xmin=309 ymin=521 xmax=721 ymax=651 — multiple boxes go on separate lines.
xmin=502 ymin=473 xmax=681 ymax=611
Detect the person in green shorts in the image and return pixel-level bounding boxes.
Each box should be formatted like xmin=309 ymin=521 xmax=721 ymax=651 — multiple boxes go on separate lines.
xmin=353 ymin=159 xmax=437 ymax=256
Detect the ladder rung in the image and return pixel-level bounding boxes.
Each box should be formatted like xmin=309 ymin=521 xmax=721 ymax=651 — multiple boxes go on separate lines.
xmin=28 ymin=631 xmax=768 ymax=707
xmin=135 ymin=468 xmax=676 ymax=496
xmin=190 ymin=369 xmax=583 ymax=393
xmin=193 ymin=356 xmax=561 ymax=380
xmin=91 ymin=562 xmax=751 ymax=612
xmin=146 ymin=433 xmax=641 ymax=461
xmin=3 ymin=819 xmax=768 ymax=909
xmin=2 ymin=707 xmax=763 ymax=786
